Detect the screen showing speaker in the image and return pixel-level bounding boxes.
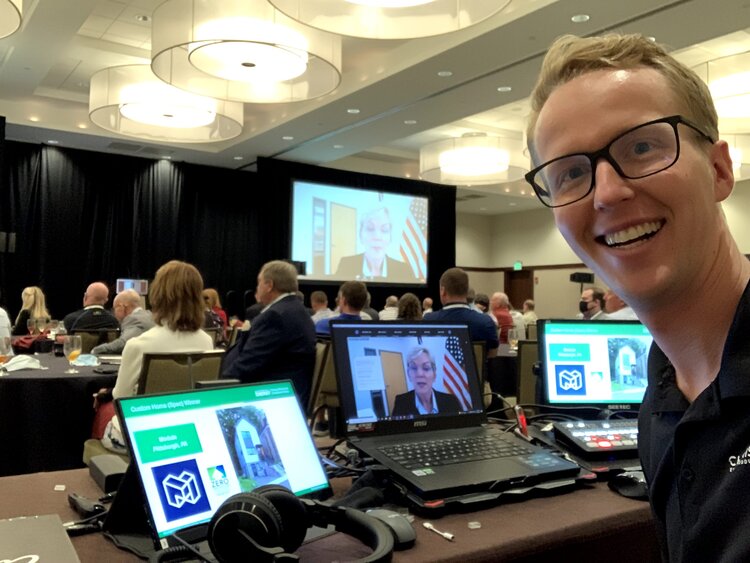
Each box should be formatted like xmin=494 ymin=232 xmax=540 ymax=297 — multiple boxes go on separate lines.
xmin=290 ymin=180 xmax=428 ymax=285
xmin=115 ymin=381 xmax=330 ymax=544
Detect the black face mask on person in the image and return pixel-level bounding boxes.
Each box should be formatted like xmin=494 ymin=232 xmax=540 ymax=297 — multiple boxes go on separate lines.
xmin=579 ymin=300 xmax=590 ymax=314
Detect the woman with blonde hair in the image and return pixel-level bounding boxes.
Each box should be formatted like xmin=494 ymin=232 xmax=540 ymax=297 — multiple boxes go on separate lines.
xmin=202 ymin=288 xmax=228 ymax=328
xmin=12 ymin=286 xmax=51 ymax=335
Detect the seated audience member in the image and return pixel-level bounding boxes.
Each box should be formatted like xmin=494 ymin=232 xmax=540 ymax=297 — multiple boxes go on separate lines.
xmin=222 ymin=261 xmax=316 ymax=406
xmin=203 ymin=288 xmax=228 ymax=329
xmin=297 ymin=290 xmax=313 ymax=316
xmin=63 ymin=282 xmax=119 ymax=332
xmin=12 ymin=286 xmax=51 ymax=335
xmin=315 ymin=281 xmax=368 ymax=336
xmin=362 ymin=292 xmax=380 ymax=321
xmin=424 ymin=268 xmax=499 ymax=355
xmin=379 ymin=295 xmax=399 ymax=320
xmin=91 ymin=289 xmax=154 ymax=355
xmin=522 ymin=299 xmax=538 ymax=326
xmin=0 ymin=304 xmax=11 ymax=342
xmin=490 ymin=292 xmax=515 ymax=344
xmin=474 ymin=293 xmax=490 ymax=314
xmin=603 ymin=289 xmax=638 ymax=320
xmin=422 ymin=297 xmax=433 ymax=314
xmin=579 ymin=287 xmax=606 ymax=320
xmin=391 ymin=347 xmax=461 ymax=416
xmin=509 ymin=301 xmax=527 ymax=339
xmin=111 ymin=261 xmax=213 ymax=399
xmin=397 ymin=292 xmax=422 ymax=321
xmin=467 ymin=288 xmax=481 ymax=312
xmin=310 ymin=290 xmax=335 ymax=323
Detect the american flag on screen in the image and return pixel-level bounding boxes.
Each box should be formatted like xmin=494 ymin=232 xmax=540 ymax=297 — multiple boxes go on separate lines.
xmin=441 ymin=336 xmax=471 ymax=410
xmin=400 ymin=197 xmax=428 ymax=279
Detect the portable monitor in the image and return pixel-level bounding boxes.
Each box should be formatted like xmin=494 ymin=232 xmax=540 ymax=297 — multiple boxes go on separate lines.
xmin=114 ymin=381 xmax=331 ymax=549
xmin=538 ymin=319 xmax=654 ymax=416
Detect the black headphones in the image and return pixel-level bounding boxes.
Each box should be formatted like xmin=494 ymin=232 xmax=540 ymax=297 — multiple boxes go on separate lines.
xmin=207 ymin=484 xmax=394 ymax=563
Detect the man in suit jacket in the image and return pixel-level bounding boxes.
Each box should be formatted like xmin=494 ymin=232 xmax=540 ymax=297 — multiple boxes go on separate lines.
xmin=63 ymin=281 xmax=119 ymax=332
xmin=222 ymin=261 xmax=316 ymax=407
xmin=91 ymin=289 xmax=154 ymax=355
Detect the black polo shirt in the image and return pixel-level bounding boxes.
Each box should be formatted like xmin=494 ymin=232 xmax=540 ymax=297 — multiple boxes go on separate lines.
xmin=639 ymin=281 xmax=750 ymax=562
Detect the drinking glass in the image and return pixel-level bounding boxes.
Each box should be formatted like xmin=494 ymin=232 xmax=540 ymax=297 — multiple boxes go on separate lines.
xmin=63 ymin=335 xmax=83 ymax=374
xmin=27 ymin=318 xmax=37 ymax=335
xmin=0 ymin=337 xmax=11 ymax=364
xmin=508 ymin=328 xmax=520 ymax=352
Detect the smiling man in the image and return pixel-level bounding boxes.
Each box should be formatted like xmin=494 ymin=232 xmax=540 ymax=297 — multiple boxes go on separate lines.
xmin=525 ymin=34 xmax=750 ymax=561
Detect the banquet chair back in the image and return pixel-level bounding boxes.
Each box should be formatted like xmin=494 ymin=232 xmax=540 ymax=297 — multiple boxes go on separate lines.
xmin=516 ymin=340 xmax=540 ymax=412
xmin=71 ymin=329 xmax=119 ymax=354
xmin=137 ymin=350 xmax=225 ymax=395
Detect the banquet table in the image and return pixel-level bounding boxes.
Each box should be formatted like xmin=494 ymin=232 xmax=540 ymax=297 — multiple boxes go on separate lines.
xmin=0 ymin=354 xmax=118 ymax=476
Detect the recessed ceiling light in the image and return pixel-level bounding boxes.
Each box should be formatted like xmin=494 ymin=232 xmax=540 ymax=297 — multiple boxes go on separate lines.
xmin=504 ymin=187 xmax=511 ymax=193
xmin=77 ymin=123 xmax=88 ymax=129
xmin=233 ymin=156 xmax=244 ymax=160
xmin=571 ymin=14 xmax=590 ymax=23
xmin=497 ymin=86 xmax=512 ymax=92
xmin=135 ymin=14 xmax=150 ymax=22
xmin=404 ymin=119 xmax=417 ymax=125
xmin=405 ymin=173 xmax=411 ymax=178
xmin=347 ymin=108 xmax=360 ymax=114
xmin=509 ymin=202 xmax=517 ymax=206
xmin=437 ymin=70 xmax=453 ymax=77
xmin=479 ymin=207 xmax=487 ymax=211
xmin=47 ymin=140 xmax=59 ymax=145
xmin=29 ymin=116 xmax=40 ymax=122
xmin=282 ymin=135 xmax=294 ymax=140
xmin=333 ymin=144 xmax=344 ymax=149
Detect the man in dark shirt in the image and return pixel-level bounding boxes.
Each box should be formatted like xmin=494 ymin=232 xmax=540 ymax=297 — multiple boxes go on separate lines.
xmin=314 ymin=281 xmax=368 ymax=336
xmin=525 ymin=33 xmax=750 ymax=560
xmin=63 ymin=282 xmax=119 ymax=332
xmin=424 ymin=268 xmax=498 ymax=355
xmin=222 ymin=261 xmax=316 ymax=406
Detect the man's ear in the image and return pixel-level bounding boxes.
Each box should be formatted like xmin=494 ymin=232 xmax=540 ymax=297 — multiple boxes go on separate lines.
xmin=712 ymin=140 xmax=735 ymax=203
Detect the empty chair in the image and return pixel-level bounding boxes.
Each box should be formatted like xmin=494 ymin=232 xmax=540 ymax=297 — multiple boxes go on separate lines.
xmin=472 ymin=341 xmax=492 ymax=409
xmin=137 ymin=350 xmax=225 ymax=395
xmin=516 ymin=340 xmax=540 ymax=413
xmin=526 ymin=324 xmax=538 ymax=341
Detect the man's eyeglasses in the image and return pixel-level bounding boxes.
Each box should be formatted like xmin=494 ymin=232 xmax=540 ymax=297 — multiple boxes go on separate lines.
xmin=525 ymin=115 xmax=715 ymax=208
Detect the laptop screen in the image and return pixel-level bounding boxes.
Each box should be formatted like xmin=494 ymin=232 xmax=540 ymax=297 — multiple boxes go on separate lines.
xmin=538 ymin=319 xmax=653 ymax=414
xmin=330 ymin=321 xmax=485 ymax=435
xmin=115 ymin=381 xmax=330 ymax=543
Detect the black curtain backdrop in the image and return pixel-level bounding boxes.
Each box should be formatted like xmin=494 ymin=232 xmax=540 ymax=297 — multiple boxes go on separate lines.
xmin=258 ymin=157 xmax=456 ymax=312
xmin=1 ymin=142 xmax=455 ymax=321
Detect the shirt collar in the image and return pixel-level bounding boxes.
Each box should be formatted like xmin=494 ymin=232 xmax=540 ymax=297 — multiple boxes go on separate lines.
xmin=414 ymin=390 xmax=438 ymax=415
xmin=442 ymin=302 xmax=470 ymax=310
xmin=261 ymin=292 xmax=296 ymax=313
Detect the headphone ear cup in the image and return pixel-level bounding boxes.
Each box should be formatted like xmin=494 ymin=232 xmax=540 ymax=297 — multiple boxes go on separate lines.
xmin=208 ymin=492 xmax=284 ymax=563
xmin=253 ymin=485 xmax=311 ymax=553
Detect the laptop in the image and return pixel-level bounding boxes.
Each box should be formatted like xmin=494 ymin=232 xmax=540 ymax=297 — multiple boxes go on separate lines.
xmin=329 ymin=321 xmax=580 ymax=501
xmin=0 ymin=514 xmax=80 ymax=563
xmin=113 ymin=381 xmax=331 ymax=551
xmin=538 ymin=319 xmax=653 ymax=416
xmin=537 ymin=319 xmax=653 ymax=461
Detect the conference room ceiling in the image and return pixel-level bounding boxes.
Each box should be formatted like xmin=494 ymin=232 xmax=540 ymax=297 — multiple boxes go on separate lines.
xmin=1 ymin=0 xmax=749 ymax=216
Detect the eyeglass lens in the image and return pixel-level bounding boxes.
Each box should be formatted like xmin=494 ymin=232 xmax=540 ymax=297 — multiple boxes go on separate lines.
xmin=533 ymin=120 xmax=680 ymax=207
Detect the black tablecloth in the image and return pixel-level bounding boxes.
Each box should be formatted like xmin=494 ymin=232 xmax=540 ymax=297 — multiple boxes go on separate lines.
xmin=0 ymin=354 xmax=117 ymax=476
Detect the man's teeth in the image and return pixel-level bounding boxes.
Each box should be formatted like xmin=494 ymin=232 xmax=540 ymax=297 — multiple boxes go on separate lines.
xmin=605 ymin=221 xmax=662 ymax=247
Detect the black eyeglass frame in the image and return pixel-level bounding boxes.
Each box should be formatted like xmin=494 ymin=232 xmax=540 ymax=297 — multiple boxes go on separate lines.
xmin=525 ymin=115 xmax=715 ymax=208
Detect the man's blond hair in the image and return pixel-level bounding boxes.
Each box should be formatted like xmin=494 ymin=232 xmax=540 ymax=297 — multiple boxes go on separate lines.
xmin=527 ymin=34 xmax=718 ymax=156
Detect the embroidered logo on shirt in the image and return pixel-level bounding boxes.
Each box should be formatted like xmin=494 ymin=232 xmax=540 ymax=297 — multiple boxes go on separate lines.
xmin=728 ymin=445 xmax=750 ymax=472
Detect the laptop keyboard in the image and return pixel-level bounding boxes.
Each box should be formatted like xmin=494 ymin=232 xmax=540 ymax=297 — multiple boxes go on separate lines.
xmin=378 ymin=434 xmax=533 ymax=471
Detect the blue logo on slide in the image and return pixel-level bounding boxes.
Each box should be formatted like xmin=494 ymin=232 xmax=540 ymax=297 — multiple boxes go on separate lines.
xmin=152 ymin=459 xmax=211 ymax=522
xmin=555 ymin=364 xmax=586 ymax=396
